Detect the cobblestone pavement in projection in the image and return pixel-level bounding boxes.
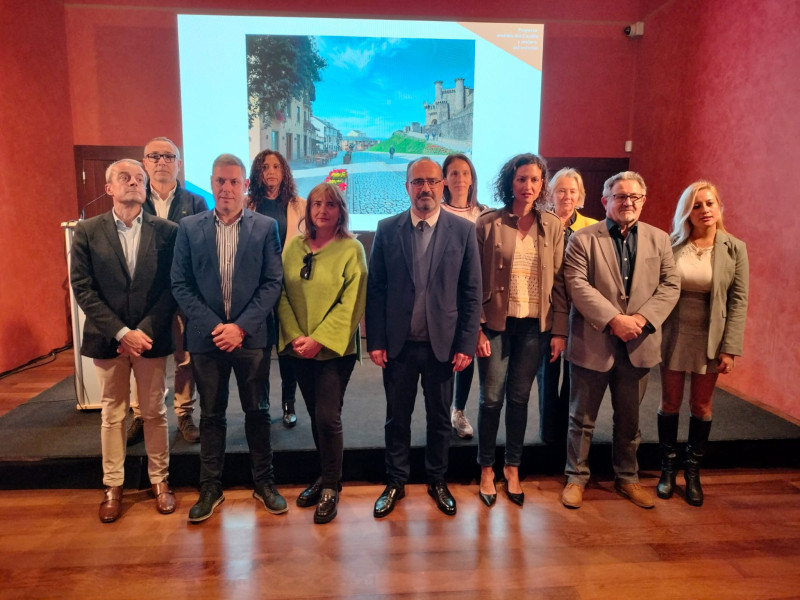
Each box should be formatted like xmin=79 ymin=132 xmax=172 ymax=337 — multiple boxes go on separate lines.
xmin=293 ymin=151 xmax=441 ymax=215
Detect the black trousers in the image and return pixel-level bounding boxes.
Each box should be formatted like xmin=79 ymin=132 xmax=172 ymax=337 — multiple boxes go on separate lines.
xmin=192 ymin=347 xmax=274 ymax=488
xmin=382 ymin=341 xmax=454 ymax=485
xmin=290 ymin=354 xmax=357 ymax=488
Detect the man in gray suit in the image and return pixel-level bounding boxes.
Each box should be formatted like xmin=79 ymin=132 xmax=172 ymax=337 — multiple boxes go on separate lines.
xmin=366 ymin=157 xmax=481 ymax=518
xmin=560 ymin=171 xmax=679 ymax=509
xmin=70 ymin=159 xmax=178 ymax=522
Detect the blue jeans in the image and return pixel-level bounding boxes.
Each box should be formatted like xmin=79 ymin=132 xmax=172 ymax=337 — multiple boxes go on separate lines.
xmin=477 ymin=317 xmax=548 ymax=467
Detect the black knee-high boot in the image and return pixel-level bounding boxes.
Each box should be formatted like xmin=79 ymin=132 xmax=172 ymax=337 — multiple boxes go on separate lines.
xmin=685 ymin=416 xmax=712 ymax=506
xmin=657 ymin=413 xmax=680 ymax=499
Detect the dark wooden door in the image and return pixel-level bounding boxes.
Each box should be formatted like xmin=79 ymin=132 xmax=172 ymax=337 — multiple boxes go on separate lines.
xmin=74 ymin=145 xmax=142 ymax=219
xmin=544 ymin=157 xmax=630 ymax=221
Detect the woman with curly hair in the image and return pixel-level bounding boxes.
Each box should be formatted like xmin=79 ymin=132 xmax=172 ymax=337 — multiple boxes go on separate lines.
xmin=474 ymin=153 xmax=568 ymax=507
xmin=247 ymin=150 xmax=307 ymax=427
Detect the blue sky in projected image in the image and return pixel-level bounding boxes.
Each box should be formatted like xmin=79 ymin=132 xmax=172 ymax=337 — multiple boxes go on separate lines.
xmin=312 ymin=36 xmax=475 ymax=139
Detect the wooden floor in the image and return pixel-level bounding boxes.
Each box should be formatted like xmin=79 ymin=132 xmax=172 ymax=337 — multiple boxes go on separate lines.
xmin=0 ymin=473 xmax=798 ymax=599
xmin=0 ymin=349 xmax=74 ymax=417
xmin=1 ymin=351 xmax=800 ymax=599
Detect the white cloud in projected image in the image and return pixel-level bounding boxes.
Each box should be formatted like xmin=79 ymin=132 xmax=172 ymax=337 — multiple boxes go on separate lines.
xmin=312 ymin=36 xmax=475 ymax=140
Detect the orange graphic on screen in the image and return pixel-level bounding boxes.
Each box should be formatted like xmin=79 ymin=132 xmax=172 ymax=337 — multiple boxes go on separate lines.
xmin=458 ymin=22 xmax=543 ymax=71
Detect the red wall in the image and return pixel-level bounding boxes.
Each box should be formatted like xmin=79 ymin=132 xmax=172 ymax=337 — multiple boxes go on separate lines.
xmin=0 ymin=1 xmax=76 ymax=373
xmin=632 ymin=0 xmax=800 ymax=419
xmin=7 ymin=0 xmax=799 ymax=422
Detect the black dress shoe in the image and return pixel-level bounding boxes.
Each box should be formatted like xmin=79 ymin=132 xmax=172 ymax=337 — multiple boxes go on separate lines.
xmin=188 ymin=485 xmax=224 ymax=523
xmin=253 ymin=484 xmax=288 ymax=515
xmin=428 ymin=480 xmax=457 ymax=516
xmin=373 ymin=485 xmax=405 ymax=518
xmin=314 ymin=488 xmax=339 ymax=524
xmin=505 ymin=487 xmax=525 ymax=507
xmin=297 ymin=478 xmax=323 ymax=508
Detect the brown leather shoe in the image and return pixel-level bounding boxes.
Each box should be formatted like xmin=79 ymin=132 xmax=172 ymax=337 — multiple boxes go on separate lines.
xmin=561 ymin=483 xmax=584 ymax=509
xmin=615 ymin=481 xmax=655 ymax=509
xmin=99 ymin=486 xmax=123 ymax=523
xmin=152 ymin=481 xmax=176 ymax=514
xmin=177 ymin=414 xmax=200 ymax=443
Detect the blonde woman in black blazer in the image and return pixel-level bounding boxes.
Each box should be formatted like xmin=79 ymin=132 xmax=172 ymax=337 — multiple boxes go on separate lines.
xmin=658 ymin=181 xmax=749 ymax=506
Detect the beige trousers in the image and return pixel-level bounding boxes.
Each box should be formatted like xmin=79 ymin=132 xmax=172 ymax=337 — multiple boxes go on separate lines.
xmin=131 ymin=311 xmax=196 ymax=418
xmin=94 ymin=354 xmax=169 ymax=487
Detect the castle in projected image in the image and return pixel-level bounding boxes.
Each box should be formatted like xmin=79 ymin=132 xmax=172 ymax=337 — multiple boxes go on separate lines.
xmin=420 ymin=78 xmax=474 ymax=142
xmin=246 ymin=34 xmax=475 ymax=217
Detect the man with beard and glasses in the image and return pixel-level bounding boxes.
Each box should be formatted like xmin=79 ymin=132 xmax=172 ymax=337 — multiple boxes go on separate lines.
xmin=366 ymin=158 xmax=481 ymax=518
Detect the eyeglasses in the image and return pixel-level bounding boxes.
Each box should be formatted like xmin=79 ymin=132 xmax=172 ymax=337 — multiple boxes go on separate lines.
xmin=300 ymin=252 xmax=314 ymax=280
xmin=610 ymin=193 xmax=645 ymax=205
xmin=409 ymin=178 xmax=443 ymax=188
xmin=144 ymin=153 xmax=178 ymax=163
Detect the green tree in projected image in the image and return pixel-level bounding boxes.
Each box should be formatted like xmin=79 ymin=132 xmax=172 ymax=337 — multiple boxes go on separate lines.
xmin=247 ymin=36 xmax=327 ymax=128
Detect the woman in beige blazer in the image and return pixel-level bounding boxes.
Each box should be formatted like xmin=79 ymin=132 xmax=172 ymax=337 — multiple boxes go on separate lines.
xmin=247 ymin=150 xmax=307 ymax=427
xmin=658 ymin=181 xmax=749 ymax=506
xmin=475 ymin=154 xmax=569 ymax=507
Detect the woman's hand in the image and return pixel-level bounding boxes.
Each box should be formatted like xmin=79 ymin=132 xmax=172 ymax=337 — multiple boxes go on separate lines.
xmin=549 ymin=335 xmax=566 ymax=363
xmin=718 ymin=352 xmax=735 ymax=374
xmin=476 ymin=329 xmax=491 ymax=358
xmin=292 ymin=336 xmax=323 ymax=359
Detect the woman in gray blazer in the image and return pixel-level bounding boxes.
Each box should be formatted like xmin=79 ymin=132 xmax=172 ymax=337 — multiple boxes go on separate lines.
xmin=658 ymin=181 xmax=749 ymax=506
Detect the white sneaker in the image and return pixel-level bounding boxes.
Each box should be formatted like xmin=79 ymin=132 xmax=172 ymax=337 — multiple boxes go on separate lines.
xmin=451 ymin=409 xmax=474 ymax=439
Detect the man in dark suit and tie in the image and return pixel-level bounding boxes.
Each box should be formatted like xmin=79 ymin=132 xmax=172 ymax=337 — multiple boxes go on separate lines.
xmin=126 ymin=137 xmax=208 ymax=445
xmin=366 ymin=157 xmax=481 ymax=518
xmin=560 ymin=171 xmax=680 ymax=510
xmin=171 ymin=153 xmax=286 ymax=523
xmin=70 ymin=159 xmax=178 ymax=523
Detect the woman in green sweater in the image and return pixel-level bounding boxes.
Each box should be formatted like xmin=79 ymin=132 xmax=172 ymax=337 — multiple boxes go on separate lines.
xmin=278 ymin=182 xmax=368 ymax=524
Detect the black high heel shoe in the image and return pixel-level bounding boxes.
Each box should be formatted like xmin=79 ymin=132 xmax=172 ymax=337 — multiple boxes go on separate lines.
xmin=503 ymin=466 xmax=524 ymax=506
xmin=479 ymin=476 xmax=497 ymax=507
xmin=505 ymin=487 xmax=524 ymax=506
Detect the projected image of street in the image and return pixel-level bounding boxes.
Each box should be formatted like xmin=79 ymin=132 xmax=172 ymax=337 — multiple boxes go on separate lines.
xmin=246 ymin=35 xmax=475 ymax=217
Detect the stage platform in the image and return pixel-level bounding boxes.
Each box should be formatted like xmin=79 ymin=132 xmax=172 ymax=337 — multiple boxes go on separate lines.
xmin=1 ymin=355 xmax=798 ymax=490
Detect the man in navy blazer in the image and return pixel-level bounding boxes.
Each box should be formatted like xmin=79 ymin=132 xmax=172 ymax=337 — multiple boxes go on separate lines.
xmin=70 ymin=159 xmax=177 ymax=523
xmin=126 ymin=136 xmax=209 ymax=445
xmin=171 ymin=153 xmax=286 ymax=523
xmin=366 ymin=157 xmax=481 ymax=518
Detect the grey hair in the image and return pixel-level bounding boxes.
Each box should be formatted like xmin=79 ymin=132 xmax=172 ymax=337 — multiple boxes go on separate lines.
xmin=105 ymin=159 xmax=147 ymax=184
xmin=212 ymin=153 xmax=247 ymax=179
xmin=602 ymin=171 xmax=647 ymax=198
xmin=548 ymin=167 xmax=587 ymax=210
xmin=144 ymin=137 xmax=181 ymax=159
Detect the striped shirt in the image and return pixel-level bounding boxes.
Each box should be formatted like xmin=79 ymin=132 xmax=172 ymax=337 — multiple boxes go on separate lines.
xmin=214 ymin=210 xmax=242 ymax=319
